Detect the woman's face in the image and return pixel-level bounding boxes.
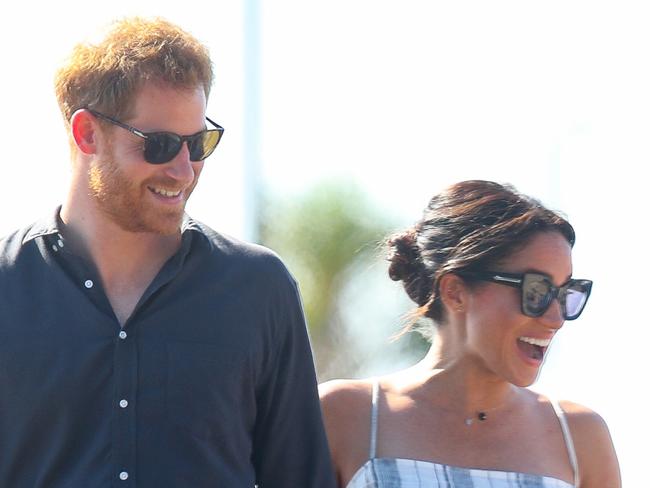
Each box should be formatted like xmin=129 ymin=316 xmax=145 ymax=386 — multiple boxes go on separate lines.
xmin=462 ymin=231 xmax=574 ymax=387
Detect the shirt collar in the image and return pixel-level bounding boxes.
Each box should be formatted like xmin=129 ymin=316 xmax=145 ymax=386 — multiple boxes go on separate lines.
xmin=22 ymin=207 xmax=63 ymax=245
xmin=22 ymin=206 xmax=204 ymax=247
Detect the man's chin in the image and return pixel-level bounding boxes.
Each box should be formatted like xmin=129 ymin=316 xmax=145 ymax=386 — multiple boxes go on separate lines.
xmin=112 ymin=209 xmax=184 ymax=236
xmin=138 ymin=216 xmax=184 ymax=236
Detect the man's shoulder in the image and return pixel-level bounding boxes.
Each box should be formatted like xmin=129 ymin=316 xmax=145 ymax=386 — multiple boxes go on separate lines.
xmin=188 ymin=219 xmax=282 ymax=262
xmin=187 ymin=219 xmax=294 ymax=281
xmin=0 ymin=220 xmax=46 ymax=270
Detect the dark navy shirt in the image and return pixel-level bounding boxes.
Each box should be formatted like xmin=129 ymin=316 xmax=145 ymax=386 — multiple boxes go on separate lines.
xmin=0 ymin=209 xmax=336 ymax=488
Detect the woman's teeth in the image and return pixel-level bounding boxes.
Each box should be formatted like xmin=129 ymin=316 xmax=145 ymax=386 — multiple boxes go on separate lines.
xmin=518 ymin=336 xmax=551 ymax=347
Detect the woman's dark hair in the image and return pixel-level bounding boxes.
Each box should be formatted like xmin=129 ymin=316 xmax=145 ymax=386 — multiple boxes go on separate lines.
xmin=386 ymin=180 xmax=575 ymax=330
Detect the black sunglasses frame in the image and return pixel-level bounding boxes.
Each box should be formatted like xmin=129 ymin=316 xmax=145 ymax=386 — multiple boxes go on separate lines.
xmin=87 ymin=109 xmax=224 ymax=164
xmin=459 ymin=271 xmax=593 ymax=320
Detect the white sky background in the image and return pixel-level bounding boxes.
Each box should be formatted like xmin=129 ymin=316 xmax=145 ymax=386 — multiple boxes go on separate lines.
xmin=0 ymin=1 xmax=646 ymax=485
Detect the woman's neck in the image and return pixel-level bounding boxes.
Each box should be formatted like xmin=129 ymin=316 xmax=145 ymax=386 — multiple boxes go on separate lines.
xmin=411 ymin=344 xmax=521 ymax=416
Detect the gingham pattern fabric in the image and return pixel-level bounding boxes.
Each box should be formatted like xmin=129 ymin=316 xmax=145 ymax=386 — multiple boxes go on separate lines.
xmin=346 ymin=458 xmax=574 ymax=487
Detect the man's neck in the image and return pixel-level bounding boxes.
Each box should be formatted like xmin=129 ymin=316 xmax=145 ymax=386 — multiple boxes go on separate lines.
xmin=60 ymin=196 xmax=183 ymax=325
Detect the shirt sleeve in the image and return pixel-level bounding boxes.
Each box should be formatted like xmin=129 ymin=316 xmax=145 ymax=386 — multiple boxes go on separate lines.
xmin=251 ymin=273 xmax=337 ymax=488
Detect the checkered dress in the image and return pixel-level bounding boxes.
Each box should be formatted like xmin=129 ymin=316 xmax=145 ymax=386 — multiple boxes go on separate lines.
xmin=345 ymin=380 xmax=578 ymax=488
xmin=346 ymin=458 xmax=574 ymax=487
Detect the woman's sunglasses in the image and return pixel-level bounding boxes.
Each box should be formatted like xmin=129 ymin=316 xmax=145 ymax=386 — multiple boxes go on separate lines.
xmin=88 ymin=109 xmax=224 ymax=164
xmin=459 ymin=271 xmax=593 ymax=320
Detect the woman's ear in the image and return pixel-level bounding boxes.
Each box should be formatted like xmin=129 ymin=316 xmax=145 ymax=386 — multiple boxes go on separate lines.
xmin=70 ymin=109 xmax=99 ymax=155
xmin=439 ymin=273 xmax=468 ymax=314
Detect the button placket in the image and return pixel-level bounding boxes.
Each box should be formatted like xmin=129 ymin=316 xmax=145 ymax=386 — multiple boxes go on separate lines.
xmin=113 ymin=318 xmax=138 ymax=487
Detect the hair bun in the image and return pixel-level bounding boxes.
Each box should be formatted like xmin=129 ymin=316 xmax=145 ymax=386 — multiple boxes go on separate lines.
xmin=387 ymin=230 xmax=419 ymax=281
xmin=387 ymin=229 xmax=432 ymax=306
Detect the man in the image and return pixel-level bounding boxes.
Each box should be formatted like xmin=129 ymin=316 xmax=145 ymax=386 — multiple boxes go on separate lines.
xmin=0 ymin=17 xmax=335 ymax=487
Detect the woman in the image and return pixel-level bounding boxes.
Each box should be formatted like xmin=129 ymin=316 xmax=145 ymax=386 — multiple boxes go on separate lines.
xmin=319 ymin=180 xmax=620 ymax=487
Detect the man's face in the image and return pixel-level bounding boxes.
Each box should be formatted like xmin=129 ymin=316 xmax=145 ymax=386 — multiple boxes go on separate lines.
xmin=89 ymin=83 xmax=207 ymax=235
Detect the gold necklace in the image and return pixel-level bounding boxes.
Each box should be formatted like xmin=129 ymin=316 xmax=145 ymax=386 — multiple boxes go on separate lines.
xmin=464 ymin=411 xmax=488 ymax=426
xmin=461 ymin=399 xmax=513 ymax=426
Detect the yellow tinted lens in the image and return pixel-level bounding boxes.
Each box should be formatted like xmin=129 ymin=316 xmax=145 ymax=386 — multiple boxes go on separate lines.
xmin=189 ymin=130 xmax=221 ymax=161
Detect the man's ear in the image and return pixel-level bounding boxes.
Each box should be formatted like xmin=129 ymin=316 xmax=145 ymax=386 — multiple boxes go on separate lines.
xmin=70 ymin=109 xmax=99 ymax=155
xmin=438 ymin=273 xmax=468 ymax=313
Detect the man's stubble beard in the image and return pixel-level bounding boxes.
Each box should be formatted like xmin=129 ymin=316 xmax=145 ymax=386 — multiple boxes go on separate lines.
xmin=88 ymin=154 xmax=192 ymax=236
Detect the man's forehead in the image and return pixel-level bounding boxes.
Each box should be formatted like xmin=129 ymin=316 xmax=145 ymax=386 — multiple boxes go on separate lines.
xmin=125 ymin=83 xmax=207 ymax=122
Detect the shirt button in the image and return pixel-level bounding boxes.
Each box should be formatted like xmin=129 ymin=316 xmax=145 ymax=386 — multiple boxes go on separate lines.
xmin=119 ymin=471 xmax=129 ymax=480
xmin=119 ymin=399 xmax=128 ymax=408
xmin=84 ymin=280 xmax=94 ymax=289
xmin=119 ymin=331 xmax=127 ymax=339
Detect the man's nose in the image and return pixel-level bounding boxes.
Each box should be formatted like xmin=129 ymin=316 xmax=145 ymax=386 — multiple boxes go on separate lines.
xmin=163 ymin=142 xmax=195 ymax=183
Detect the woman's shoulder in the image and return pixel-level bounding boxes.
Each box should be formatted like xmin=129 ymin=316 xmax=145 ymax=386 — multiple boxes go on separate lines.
xmin=555 ymin=399 xmax=621 ymax=487
xmin=553 ymin=398 xmax=613 ymax=442
xmin=319 ymin=378 xmax=375 ymax=434
xmin=531 ymin=391 xmax=610 ymax=427
xmin=319 ymin=378 xmax=374 ymax=404
xmin=319 ymin=378 xmax=377 ymax=486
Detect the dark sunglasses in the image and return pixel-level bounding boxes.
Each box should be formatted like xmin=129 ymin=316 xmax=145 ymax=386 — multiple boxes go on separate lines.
xmin=88 ymin=109 xmax=224 ymax=164
xmin=459 ymin=271 xmax=593 ymax=320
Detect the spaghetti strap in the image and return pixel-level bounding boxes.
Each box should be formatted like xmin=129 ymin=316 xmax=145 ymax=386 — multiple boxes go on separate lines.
xmin=551 ymin=399 xmax=580 ymax=487
xmin=369 ymin=378 xmax=379 ymax=459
